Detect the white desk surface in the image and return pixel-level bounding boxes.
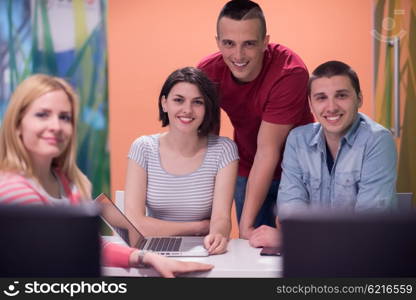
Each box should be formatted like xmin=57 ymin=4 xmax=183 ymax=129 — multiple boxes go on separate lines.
xmin=102 ymin=238 xmax=282 ymax=278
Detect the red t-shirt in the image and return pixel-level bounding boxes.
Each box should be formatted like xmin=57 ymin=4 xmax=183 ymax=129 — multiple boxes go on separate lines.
xmin=198 ymin=43 xmax=314 ymax=179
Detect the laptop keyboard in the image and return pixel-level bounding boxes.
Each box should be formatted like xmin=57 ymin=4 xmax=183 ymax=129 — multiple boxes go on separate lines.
xmin=145 ymin=237 xmax=182 ymax=252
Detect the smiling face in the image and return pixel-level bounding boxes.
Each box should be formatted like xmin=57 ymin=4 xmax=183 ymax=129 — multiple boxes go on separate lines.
xmin=309 ymin=75 xmax=362 ymax=142
xmin=216 ymin=17 xmax=269 ymax=83
xmin=161 ymin=82 xmax=206 ymax=135
xmin=18 ymin=90 xmax=73 ymax=165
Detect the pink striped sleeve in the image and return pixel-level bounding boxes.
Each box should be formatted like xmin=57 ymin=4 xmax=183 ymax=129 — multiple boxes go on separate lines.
xmin=0 ymin=179 xmax=44 ymax=205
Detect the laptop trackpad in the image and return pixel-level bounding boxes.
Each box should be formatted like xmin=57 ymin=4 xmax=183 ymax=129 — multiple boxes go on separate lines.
xmin=179 ymin=237 xmax=208 ymax=255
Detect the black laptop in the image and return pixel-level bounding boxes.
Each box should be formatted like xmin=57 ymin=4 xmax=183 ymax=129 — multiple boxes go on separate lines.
xmin=0 ymin=203 xmax=101 ymax=277
xmin=281 ymin=210 xmax=416 ymax=277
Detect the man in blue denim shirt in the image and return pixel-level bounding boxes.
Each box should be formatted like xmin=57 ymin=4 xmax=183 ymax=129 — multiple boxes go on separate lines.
xmin=249 ymin=61 xmax=397 ymax=248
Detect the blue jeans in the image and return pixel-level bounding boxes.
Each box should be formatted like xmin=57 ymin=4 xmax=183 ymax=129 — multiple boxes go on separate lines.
xmin=234 ymin=176 xmax=279 ymax=228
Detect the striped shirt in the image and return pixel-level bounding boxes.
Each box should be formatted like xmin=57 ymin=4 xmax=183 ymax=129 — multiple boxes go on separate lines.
xmin=128 ymin=134 xmax=239 ymax=222
xmin=0 ymin=172 xmax=76 ymax=206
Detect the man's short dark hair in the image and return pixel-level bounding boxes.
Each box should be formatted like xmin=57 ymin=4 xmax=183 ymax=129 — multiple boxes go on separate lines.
xmin=217 ymin=0 xmax=267 ymax=38
xmin=308 ymin=60 xmax=361 ymax=97
xmin=158 ymin=67 xmax=220 ymax=137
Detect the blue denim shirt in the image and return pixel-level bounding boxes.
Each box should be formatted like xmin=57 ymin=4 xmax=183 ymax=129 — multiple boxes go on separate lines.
xmin=278 ymin=113 xmax=397 ymax=218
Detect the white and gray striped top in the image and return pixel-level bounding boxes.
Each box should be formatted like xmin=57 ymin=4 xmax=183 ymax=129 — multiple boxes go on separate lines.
xmin=128 ymin=134 xmax=239 ymax=222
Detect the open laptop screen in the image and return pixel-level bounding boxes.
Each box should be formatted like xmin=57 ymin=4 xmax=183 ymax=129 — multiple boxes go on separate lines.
xmin=95 ymin=193 xmax=145 ymax=248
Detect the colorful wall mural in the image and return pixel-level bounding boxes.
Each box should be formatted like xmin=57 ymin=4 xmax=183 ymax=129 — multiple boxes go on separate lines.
xmin=0 ymin=0 xmax=109 ymax=197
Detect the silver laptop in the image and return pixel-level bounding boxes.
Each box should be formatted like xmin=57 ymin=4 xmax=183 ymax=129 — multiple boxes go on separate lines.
xmin=95 ymin=193 xmax=208 ymax=257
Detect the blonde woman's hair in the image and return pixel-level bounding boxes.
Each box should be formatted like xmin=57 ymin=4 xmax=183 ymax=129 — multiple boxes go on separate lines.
xmin=0 ymin=74 xmax=91 ymax=199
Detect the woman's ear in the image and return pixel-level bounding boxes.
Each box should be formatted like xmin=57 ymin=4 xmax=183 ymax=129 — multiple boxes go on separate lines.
xmin=161 ymin=96 xmax=167 ymax=112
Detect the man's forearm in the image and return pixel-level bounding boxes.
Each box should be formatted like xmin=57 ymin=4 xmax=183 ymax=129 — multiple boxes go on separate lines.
xmin=239 ymin=152 xmax=279 ymax=235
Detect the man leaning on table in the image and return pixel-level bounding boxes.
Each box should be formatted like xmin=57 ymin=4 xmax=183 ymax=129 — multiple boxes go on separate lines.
xmin=249 ymin=60 xmax=398 ymax=248
xmin=197 ymin=0 xmax=313 ymax=240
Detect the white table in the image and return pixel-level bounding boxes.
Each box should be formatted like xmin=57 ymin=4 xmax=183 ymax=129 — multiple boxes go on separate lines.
xmin=102 ymin=238 xmax=282 ymax=278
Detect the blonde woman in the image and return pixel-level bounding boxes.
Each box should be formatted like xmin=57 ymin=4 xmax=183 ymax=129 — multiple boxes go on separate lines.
xmin=0 ymin=74 xmax=213 ymax=277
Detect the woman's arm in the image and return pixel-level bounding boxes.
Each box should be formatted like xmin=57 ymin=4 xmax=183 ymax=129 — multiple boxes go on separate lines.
xmin=204 ymin=160 xmax=238 ymax=254
xmin=124 ymin=159 xmax=209 ymax=236
xmin=132 ymin=251 xmax=213 ymax=278
xmin=102 ymin=241 xmax=213 ymax=278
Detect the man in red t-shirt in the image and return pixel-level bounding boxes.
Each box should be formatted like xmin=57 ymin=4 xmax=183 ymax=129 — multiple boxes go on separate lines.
xmin=197 ymin=0 xmax=313 ymax=240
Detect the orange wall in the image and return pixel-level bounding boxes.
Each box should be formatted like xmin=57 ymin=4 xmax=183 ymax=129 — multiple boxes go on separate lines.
xmin=108 ymin=0 xmax=373 ymax=237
